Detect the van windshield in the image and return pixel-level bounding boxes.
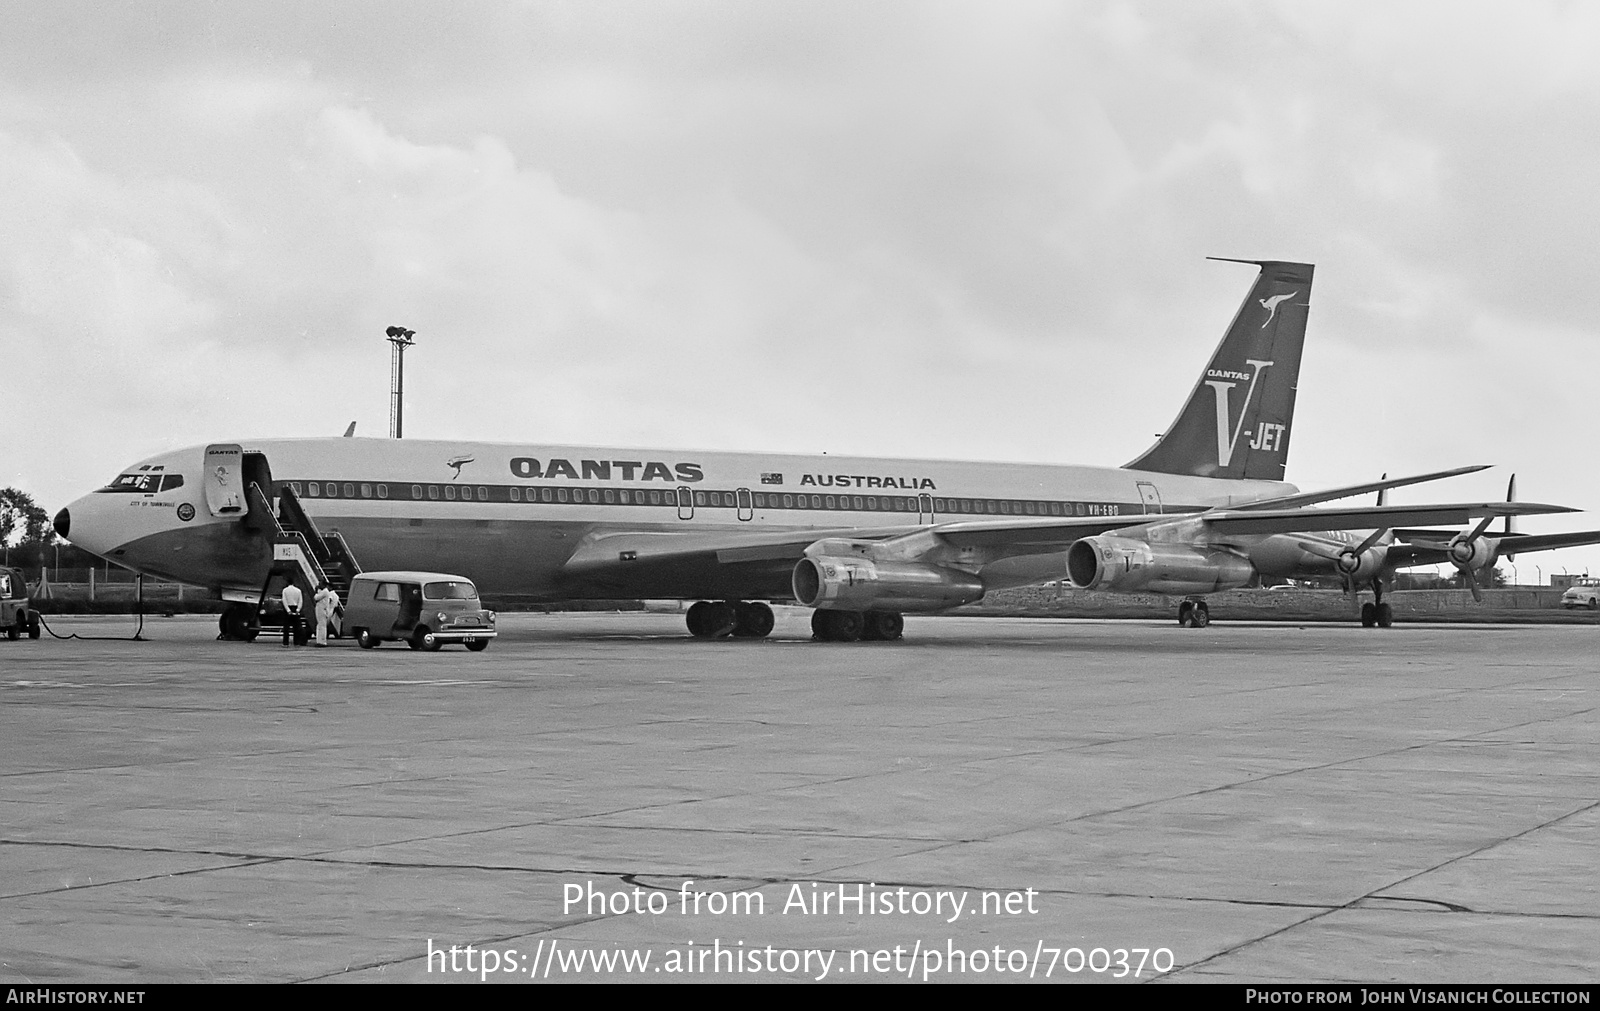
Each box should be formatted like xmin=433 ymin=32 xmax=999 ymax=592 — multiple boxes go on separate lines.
xmin=424 ymin=581 xmax=478 ymax=600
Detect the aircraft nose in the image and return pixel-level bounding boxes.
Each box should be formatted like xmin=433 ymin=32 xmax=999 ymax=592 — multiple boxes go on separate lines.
xmin=53 ymin=507 xmax=70 ymax=540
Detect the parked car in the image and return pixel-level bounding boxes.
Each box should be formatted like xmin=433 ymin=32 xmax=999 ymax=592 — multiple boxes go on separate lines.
xmin=1560 ymin=580 xmax=1600 ymax=609
xmin=0 ymin=566 xmax=41 ymax=640
xmin=343 ymin=571 xmax=496 ymax=650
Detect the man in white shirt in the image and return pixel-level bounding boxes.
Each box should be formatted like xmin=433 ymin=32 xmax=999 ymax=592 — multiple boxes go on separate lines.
xmin=281 ymin=578 xmax=304 ymax=647
xmin=313 ymin=581 xmax=340 ymax=646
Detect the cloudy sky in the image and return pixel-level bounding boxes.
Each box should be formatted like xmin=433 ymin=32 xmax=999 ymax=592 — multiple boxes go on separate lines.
xmin=5 ymin=1 xmax=1599 ymax=577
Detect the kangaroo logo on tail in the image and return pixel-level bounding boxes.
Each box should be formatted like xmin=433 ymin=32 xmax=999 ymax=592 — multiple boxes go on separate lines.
xmin=1259 ymin=291 xmax=1297 ymax=327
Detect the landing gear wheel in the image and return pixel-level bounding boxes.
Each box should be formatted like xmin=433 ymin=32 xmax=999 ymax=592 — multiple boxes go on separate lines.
xmin=862 ymin=610 xmax=904 ymax=641
xmin=356 ymin=628 xmax=379 ymax=649
xmin=686 ymin=601 xmax=738 ymax=638
xmin=686 ymin=601 xmax=711 ymax=637
xmin=733 ymin=601 xmax=775 ymax=638
xmin=811 ymin=609 xmax=865 ymax=642
xmin=1177 ymin=600 xmax=1195 ymax=627
xmin=1376 ymin=602 xmax=1393 ymax=628
xmin=1361 ymin=602 xmax=1377 ymax=628
xmin=413 ymin=627 xmax=441 ymax=651
xmin=1192 ymin=602 xmax=1210 ymax=628
xmin=26 ymin=613 xmax=40 ymax=639
xmin=465 ymin=639 xmax=489 ymax=652
xmin=219 ymin=602 xmax=259 ymax=642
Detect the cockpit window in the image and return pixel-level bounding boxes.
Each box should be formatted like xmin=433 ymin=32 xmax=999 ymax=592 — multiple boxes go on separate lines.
xmin=99 ymin=473 xmax=185 ymax=494
xmin=424 ymin=581 xmax=479 ymax=600
xmin=101 ymin=473 xmax=162 ymax=493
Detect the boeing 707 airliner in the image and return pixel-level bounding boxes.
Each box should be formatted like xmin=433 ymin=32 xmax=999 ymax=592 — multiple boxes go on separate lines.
xmin=53 ymin=259 xmax=1595 ymax=641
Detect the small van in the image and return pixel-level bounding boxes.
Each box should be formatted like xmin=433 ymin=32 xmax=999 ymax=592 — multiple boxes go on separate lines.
xmin=344 ymin=571 xmax=497 ymax=651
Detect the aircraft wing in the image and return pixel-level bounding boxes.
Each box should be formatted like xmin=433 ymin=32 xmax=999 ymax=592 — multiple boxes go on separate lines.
xmin=1226 ymin=465 xmax=1490 ymax=511
xmin=563 ymin=513 xmax=1151 ymax=576
xmin=924 ymin=515 xmax=1161 ymax=550
xmin=561 ymin=525 xmax=922 ymax=575
xmin=1201 ymin=501 xmax=1574 ymax=536
xmin=1385 ymin=529 xmax=1600 ymax=567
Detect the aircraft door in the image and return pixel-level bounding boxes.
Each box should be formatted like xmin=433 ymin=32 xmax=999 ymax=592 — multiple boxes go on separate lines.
xmin=204 ymin=444 xmax=246 ymax=517
xmin=240 ymin=453 xmax=275 ymax=531
xmin=676 ymin=486 xmax=694 ymax=521
xmin=918 ymin=493 xmax=934 ymax=524
xmin=736 ymin=487 xmax=753 ymax=522
xmin=1136 ymin=481 xmax=1163 ymax=514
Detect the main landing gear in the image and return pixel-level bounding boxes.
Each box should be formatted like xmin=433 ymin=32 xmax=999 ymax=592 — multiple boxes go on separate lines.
xmin=1177 ymin=599 xmax=1210 ymax=628
xmin=1359 ymin=580 xmax=1394 ymax=628
xmin=812 ymin=608 xmax=904 ymax=642
xmin=685 ymin=600 xmax=775 ymax=639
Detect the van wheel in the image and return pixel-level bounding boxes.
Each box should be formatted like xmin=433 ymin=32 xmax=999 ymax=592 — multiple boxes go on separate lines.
xmin=356 ymin=628 xmax=379 ymax=649
xmin=413 ymin=627 xmax=441 ymax=651
xmin=4 ymin=623 xmax=17 ymax=641
xmin=465 ymin=639 xmax=488 ymax=652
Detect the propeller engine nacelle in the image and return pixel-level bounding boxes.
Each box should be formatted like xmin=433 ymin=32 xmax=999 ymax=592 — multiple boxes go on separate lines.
xmin=792 ymin=556 xmax=986 ymax=613
xmin=1066 ymin=536 xmax=1255 ymax=594
xmin=1333 ymin=546 xmax=1387 ymax=584
xmin=1447 ymin=535 xmax=1498 ymax=574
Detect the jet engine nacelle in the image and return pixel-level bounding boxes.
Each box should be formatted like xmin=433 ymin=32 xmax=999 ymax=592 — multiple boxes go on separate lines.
xmin=1448 ymin=536 xmax=1498 ymax=574
xmin=792 ymin=556 xmax=986 ymax=612
xmin=1066 ymin=536 xmax=1255 ymax=594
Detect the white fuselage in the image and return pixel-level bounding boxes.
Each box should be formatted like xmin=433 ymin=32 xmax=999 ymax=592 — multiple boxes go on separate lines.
xmin=62 ymin=436 xmax=1297 ymax=602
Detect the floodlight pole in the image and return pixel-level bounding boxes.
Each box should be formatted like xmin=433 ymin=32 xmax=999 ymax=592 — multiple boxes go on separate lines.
xmin=386 ymin=326 xmax=416 ymax=438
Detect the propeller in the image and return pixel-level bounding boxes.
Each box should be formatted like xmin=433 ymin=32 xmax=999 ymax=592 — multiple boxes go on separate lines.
xmin=1446 ymin=475 xmax=1517 ymax=602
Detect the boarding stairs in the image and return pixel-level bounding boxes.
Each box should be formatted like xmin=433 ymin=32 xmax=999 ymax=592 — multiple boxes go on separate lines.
xmin=247 ymin=482 xmax=363 ymax=634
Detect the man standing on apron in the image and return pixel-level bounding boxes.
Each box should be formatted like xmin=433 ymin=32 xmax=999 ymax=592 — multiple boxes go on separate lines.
xmin=314 ymin=581 xmax=340 ymax=647
xmin=281 ymin=578 xmax=304 ymax=647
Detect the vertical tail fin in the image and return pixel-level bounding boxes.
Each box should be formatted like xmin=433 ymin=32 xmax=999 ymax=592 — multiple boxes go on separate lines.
xmin=1125 ymin=259 xmax=1314 ymax=481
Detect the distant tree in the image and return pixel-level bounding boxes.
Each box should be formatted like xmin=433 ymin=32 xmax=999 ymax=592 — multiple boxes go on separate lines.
xmin=0 ymin=487 xmax=53 ymax=549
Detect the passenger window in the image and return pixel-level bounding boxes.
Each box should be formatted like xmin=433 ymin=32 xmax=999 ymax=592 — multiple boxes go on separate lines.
xmin=478 ymin=487 xmax=488 ymax=501
xmin=509 ymin=487 xmax=521 ymax=502
xmin=461 ymin=486 xmax=472 ymax=501
xmin=308 ymin=482 xmax=320 ymax=497
xmin=374 ymin=582 xmax=400 ymax=602
xmin=428 ymin=485 xmax=439 ymax=500
xmin=360 ymin=483 xmax=371 ymax=498
xmin=378 ymin=484 xmax=389 ymax=499
xmin=445 ymin=486 xmax=457 ymax=501
xmin=343 ymin=483 xmax=355 ymax=498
